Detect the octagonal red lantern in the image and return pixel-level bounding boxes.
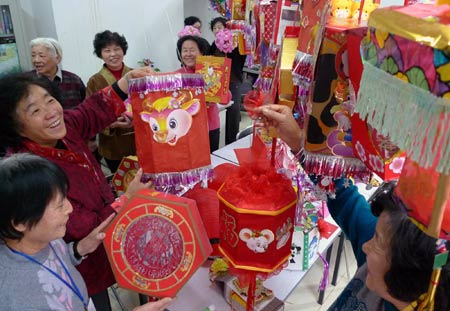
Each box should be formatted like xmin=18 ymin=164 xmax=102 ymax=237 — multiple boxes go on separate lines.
xmin=217 ymin=165 xmax=297 ymax=310
xmin=103 ymin=189 xmax=212 ymax=297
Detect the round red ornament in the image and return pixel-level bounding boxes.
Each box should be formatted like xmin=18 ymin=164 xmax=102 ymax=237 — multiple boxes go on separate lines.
xmin=103 ymin=189 xmax=212 ymax=297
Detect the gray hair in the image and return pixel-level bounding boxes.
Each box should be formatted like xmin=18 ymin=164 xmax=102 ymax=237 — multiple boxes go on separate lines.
xmin=30 ymin=37 xmax=63 ymax=60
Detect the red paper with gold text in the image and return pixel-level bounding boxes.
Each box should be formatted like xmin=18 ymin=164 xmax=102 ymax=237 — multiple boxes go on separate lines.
xmin=195 ymin=56 xmax=231 ymax=104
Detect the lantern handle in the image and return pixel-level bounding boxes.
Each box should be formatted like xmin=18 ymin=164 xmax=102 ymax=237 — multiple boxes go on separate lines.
xmin=426 ymin=173 xmax=450 ymax=238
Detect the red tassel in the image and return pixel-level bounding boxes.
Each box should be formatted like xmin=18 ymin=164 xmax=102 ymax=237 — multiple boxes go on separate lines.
xmin=246 ymin=274 xmax=257 ymax=311
xmin=243 ymin=90 xmax=265 ymax=119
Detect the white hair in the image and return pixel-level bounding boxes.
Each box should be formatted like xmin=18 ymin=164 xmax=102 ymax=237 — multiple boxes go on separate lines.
xmin=30 ymin=37 xmax=63 ymax=60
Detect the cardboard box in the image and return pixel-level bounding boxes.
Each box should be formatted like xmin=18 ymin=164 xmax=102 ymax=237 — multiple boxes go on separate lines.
xmin=278 ymin=35 xmax=298 ymax=96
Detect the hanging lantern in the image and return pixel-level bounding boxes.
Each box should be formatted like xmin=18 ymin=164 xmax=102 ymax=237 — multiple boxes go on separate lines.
xmin=128 ymin=73 xmax=212 ymax=195
xmin=217 ymin=161 xmax=297 ymax=310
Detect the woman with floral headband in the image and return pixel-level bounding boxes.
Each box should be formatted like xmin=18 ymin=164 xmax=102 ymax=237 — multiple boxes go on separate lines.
xmin=175 ymin=26 xmax=220 ymax=152
xmin=255 ymin=104 xmax=450 ymax=311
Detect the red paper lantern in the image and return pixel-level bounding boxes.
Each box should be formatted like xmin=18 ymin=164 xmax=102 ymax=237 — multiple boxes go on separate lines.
xmin=352 ymin=114 xmax=406 ymax=181
xmin=217 ymin=165 xmax=297 ymax=310
xmin=128 ymin=73 xmax=211 ymax=194
xmin=347 ymin=27 xmax=406 ymax=181
xmin=103 ymin=189 xmax=212 ymax=297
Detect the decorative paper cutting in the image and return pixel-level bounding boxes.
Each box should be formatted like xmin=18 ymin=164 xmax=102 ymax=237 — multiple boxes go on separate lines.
xmin=112 ymin=156 xmax=140 ymax=196
xmin=195 ymin=56 xmax=231 ymax=104
xmin=103 ymin=189 xmax=212 ymax=297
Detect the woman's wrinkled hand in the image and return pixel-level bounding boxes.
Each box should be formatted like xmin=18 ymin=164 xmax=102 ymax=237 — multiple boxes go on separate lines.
xmin=124 ymin=168 xmax=154 ymax=199
xmin=255 ymin=104 xmax=304 ymax=153
xmin=110 ymin=114 xmax=133 ymax=129
xmin=76 ymin=213 xmax=115 ymax=257
xmin=118 ymin=66 xmax=156 ymax=94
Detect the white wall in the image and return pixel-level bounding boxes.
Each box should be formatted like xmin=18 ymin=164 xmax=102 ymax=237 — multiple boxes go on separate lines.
xmin=12 ymin=0 xmax=416 ymax=82
xmin=183 ymin=0 xmax=223 ymax=44
xmin=20 ymin=0 xmax=56 ymax=39
xmin=16 ymin=0 xmax=184 ymax=83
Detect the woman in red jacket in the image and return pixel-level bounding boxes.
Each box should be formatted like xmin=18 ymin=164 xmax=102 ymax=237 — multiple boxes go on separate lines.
xmin=0 ymin=68 xmax=153 ymax=310
xmin=175 ymin=33 xmax=221 ymax=152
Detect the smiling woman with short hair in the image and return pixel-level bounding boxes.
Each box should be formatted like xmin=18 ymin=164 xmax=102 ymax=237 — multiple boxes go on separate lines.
xmin=0 ymin=68 xmax=154 ymax=311
xmin=27 ymin=37 xmax=86 ymax=110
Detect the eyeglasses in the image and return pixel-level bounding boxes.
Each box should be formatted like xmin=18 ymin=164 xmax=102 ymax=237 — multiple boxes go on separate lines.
xmin=368 ymin=180 xmax=410 ymax=216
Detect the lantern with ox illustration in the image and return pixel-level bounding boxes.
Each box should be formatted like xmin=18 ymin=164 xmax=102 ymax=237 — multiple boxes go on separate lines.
xmin=128 ymin=73 xmax=211 ymax=195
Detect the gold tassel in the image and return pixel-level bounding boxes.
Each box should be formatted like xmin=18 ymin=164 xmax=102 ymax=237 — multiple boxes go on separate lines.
xmin=402 ymin=293 xmax=427 ymax=311
xmin=401 ymin=268 xmax=441 ymax=311
xmin=417 ymin=268 xmax=442 ymax=311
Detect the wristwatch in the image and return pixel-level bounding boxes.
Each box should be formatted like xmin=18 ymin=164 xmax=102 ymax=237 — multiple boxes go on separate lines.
xmin=72 ymin=240 xmax=87 ymax=260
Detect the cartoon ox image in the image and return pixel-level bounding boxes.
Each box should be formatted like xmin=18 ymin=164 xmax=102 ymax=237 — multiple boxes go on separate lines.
xmin=239 ymin=228 xmax=275 ymax=253
xmin=140 ymin=91 xmax=200 ymax=146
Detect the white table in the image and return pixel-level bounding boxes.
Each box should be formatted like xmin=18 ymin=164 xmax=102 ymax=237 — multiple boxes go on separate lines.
xmin=210 ymin=154 xmax=235 ymax=168
xmin=169 ymin=138 xmax=361 ymax=310
xmin=168 ymin=219 xmax=341 ymax=311
xmin=212 ymin=135 xmax=253 ymax=165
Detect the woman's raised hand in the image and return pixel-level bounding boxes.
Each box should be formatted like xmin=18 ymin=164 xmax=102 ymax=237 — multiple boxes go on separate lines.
xmin=256 ymin=104 xmax=304 ymax=153
xmin=118 ymin=66 xmax=156 ymax=94
xmin=76 ymin=213 xmax=115 ymax=257
xmin=124 ymin=168 xmax=154 ymax=199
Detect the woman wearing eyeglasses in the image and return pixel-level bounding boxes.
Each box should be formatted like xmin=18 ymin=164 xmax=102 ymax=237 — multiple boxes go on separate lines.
xmin=256 ymin=104 xmax=450 ymax=311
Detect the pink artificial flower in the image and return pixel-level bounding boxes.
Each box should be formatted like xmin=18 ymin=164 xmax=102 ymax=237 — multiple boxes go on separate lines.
xmin=215 ymin=29 xmax=235 ymax=53
xmin=178 ymin=25 xmax=201 ymax=38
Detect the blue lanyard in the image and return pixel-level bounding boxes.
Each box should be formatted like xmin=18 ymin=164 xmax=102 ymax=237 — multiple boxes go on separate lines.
xmin=8 ymin=243 xmax=88 ymax=310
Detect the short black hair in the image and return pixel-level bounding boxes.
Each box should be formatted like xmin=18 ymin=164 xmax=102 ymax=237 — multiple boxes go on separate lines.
xmin=176 ymin=35 xmax=210 ymax=62
xmin=0 ymin=73 xmax=60 ymax=156
xmin=93 ymin=30 xmax=128 ymax=58
xmin=371 ymin=189 xmax=450 ymax=309
xmin=0 ymin=153 xmax=69 ymax=241
xmin=210 ymin=17 xmax=228 ymax=32
xmin=184 ymin=16 xmax=201 ymax=27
